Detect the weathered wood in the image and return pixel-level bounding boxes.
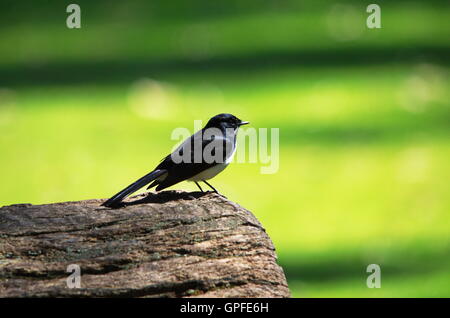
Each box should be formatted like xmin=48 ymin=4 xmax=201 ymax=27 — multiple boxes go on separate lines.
xmin=0 ymin=191 xmax=290 ymax=297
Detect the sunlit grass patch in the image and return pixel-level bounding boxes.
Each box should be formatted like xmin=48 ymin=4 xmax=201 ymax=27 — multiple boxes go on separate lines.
xmin=0 ymin=62 xmax=449 ymax=297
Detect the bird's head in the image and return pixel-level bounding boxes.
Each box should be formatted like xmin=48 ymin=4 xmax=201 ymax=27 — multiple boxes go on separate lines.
xmin=205 ymin=113 xmax=249 ymax=130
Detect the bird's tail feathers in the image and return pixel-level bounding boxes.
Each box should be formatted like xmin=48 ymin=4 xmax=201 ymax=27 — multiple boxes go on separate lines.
xmin=101 ymin=169 xmax=166 ymax=208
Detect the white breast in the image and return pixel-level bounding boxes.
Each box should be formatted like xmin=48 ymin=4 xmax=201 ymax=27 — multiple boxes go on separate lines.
xmin=188 ymin=163 xmax=229 ymax=181
xmin=188 ymin=145 xmax=236 ymax=181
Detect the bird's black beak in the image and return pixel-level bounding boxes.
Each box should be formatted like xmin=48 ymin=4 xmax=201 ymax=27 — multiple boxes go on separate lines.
xmin=238 ymin=121 xmax=250 ymax=126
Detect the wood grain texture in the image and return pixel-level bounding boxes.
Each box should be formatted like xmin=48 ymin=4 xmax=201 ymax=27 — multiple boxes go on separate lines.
xmin=0 ymin=191 xmax=290 ymax=297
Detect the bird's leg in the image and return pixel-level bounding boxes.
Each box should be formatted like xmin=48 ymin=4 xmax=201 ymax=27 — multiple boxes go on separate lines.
xmin=203 ymin=180 xmax=218 ymax=194
xmin=194 ymin=181 xmax=204 ymax=192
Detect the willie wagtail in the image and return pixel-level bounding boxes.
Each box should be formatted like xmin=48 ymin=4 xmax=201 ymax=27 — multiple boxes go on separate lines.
xmin=102 ymin=113 xmax=249 ymax=208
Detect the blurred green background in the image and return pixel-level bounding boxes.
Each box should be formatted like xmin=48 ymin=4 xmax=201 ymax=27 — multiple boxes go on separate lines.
xmin=1 ymin=0 xmax=449 ymax=297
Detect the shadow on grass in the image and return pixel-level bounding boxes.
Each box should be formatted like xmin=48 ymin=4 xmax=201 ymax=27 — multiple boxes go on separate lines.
xmin=277 ymin=115 xmax=450 ymax=146
xmin=2 ymin=46 xmax=449 ymax=87
xmin=279 ymin=246 xmax=450 ymax=284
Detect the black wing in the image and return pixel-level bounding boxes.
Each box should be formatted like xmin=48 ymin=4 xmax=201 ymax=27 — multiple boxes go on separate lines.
xmin=153 ymin=128 xmax=233 ymax=191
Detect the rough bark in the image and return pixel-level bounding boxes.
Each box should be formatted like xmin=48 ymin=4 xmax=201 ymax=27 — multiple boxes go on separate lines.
xmin=0 ymin=191 xmax=290 ymax=298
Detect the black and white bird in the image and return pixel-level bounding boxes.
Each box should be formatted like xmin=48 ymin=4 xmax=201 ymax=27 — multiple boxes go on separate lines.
xmin=102 ymin=113 xmax=249 ymax=208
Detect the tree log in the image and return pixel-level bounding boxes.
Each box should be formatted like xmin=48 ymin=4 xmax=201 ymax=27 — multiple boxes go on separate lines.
xmin=0 ymin=191 xmax=290 ymax=297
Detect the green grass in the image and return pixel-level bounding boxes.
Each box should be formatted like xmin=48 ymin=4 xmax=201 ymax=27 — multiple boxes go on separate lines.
xmin=1 ymin=63 xmax=449 ymax=297
xmin=290 ymin=268 xmax=450 ymax=297
xmin=1 ymin=1 xmax=449 ymax=66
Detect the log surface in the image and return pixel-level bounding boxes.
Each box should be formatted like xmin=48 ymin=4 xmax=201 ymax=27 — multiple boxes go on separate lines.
xmin=0 ymin=191 xmax=290 ymax=297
